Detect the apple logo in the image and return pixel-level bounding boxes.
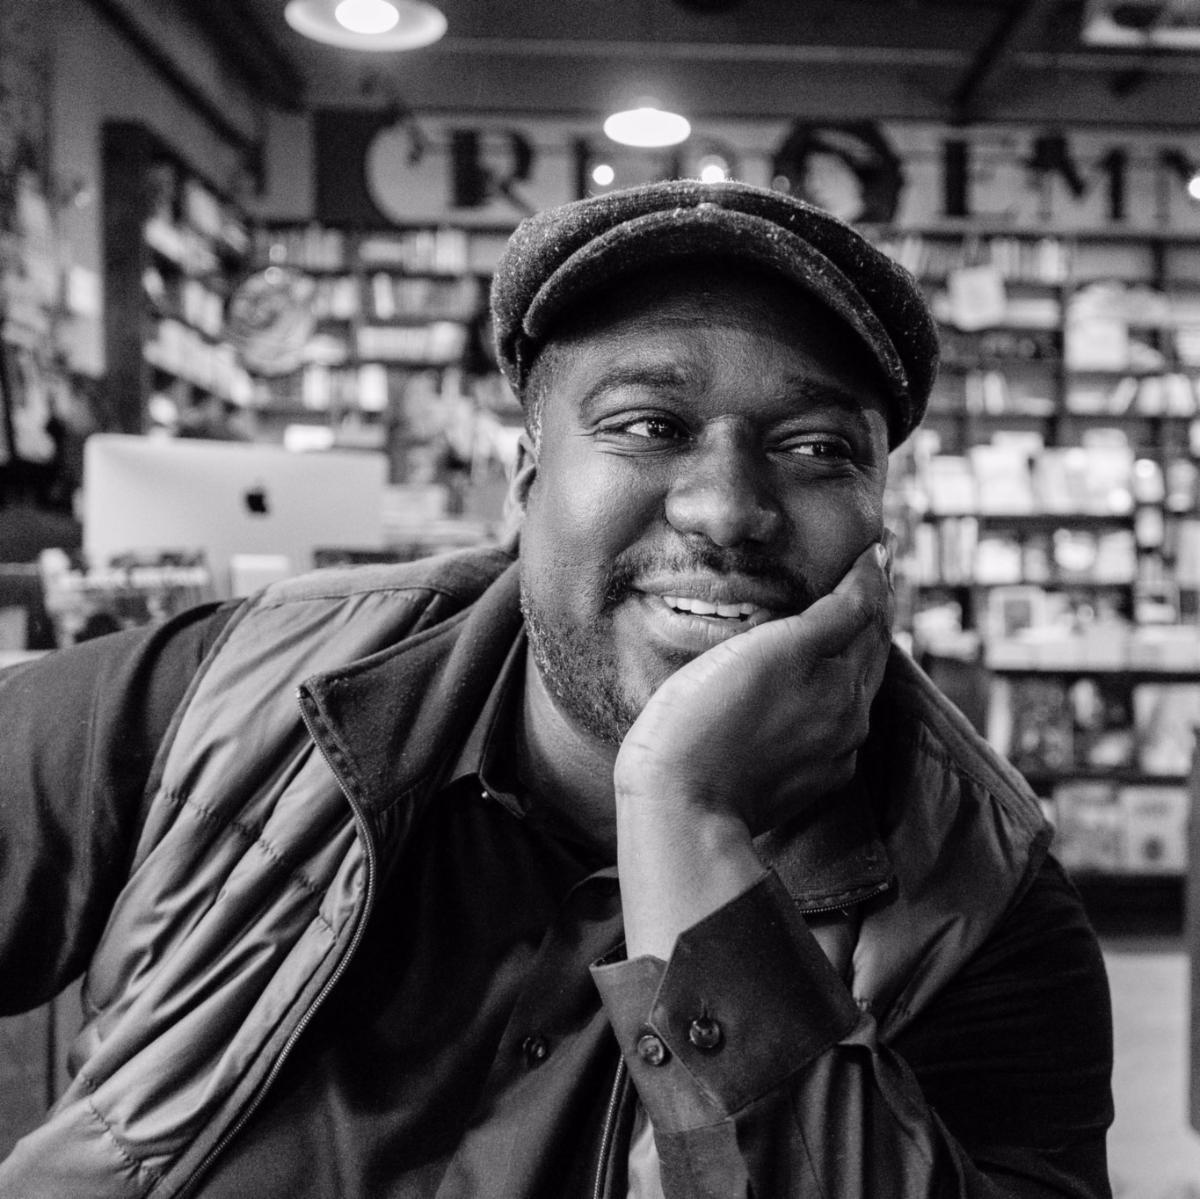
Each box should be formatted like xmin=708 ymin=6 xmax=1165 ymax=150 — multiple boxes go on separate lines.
xmin=243 ymin=484 xmax=270 ymax=516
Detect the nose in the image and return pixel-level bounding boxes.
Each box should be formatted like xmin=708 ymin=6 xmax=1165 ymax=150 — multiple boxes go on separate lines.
xmin=664 ymin=424 xmax=782 ymax=547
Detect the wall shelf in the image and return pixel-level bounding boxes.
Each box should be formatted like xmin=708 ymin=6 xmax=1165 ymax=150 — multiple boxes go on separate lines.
xmin=884 ymin=222 xmax=1200 ymax=907
xmin=101 ymin=121 xmax=256 ymax=431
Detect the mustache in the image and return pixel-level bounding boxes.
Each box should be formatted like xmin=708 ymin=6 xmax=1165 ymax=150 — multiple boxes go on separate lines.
xmin=602 ymin=544 xmax=824 ymax=612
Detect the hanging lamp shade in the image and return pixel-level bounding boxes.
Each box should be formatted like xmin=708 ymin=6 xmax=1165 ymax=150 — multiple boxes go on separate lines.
xmin=603 ymin=100 xmax=691 ymax=148
xmin=284 ymin=0 xmax=447 ymax=50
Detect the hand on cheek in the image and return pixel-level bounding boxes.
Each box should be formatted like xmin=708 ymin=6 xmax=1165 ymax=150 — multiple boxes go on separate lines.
xmin=613 ymin=537 xmax=894 ymax=960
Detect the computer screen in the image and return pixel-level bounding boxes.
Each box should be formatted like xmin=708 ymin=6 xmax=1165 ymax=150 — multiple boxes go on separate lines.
xmin=83 ymin=434 xmax=388 ymax=598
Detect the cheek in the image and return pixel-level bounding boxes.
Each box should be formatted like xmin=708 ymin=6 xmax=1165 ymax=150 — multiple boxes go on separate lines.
xmin=785 ymin=479 xmax=884 ymax=591
xmin=522 ymin=445 xmax=656 ymax=600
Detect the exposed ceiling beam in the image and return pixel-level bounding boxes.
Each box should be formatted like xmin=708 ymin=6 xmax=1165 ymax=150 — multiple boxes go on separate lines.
xmin=81 ymin=0 xmax=259 ymax=155
xmin=429 ymin=36 xmax=968 ymax=66
xmin=179 ymin=0 xmax=306 ymax=112
xmin=1016 ymin=47 xmax=1200 ymax=69
xmin=951 ymin=0 xmax=1048 ymax=121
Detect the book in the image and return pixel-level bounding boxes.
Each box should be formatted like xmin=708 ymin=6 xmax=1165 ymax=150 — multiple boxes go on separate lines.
xmin=1005 ymin=678 xmax=1075 ymax=774
xmin=1052 ymin=781 xmax=1124 ymax=871
xmin=1071 ymin=677 xmax=1136 ymax=770
xmin=1117 ymin=785 xmax=1187 ymax=873
xmin=1133 ymin=684 xmax=1200 ymax=776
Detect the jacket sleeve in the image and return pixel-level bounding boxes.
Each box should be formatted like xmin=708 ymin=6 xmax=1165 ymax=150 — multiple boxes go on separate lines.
xmin=0 ymin=602 xmax=235 ymax=1014
xmin=592 ymin=856 xmax=1112 ymax=1198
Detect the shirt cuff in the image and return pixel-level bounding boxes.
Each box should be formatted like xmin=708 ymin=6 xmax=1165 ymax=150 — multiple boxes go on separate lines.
xmin=590 ymin=869 xmax=862 ymax=1133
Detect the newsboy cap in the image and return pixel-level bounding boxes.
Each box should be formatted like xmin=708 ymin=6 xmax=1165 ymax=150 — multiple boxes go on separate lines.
xmin=490 ymin=178 xmax=938 ymax=447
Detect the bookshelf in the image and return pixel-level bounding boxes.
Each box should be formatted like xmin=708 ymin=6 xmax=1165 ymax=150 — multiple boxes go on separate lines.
xmin=100 ymin=122 xmax=257 ymax=436
xmin=878 ymin=225 xmax=1200 ymax=906
xmin=240 ymin=223 xmax=522 ymax=515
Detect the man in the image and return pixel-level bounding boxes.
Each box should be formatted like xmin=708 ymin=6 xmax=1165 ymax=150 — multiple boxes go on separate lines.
xmin=0 ymin=180 xmax=1111 ymax=1197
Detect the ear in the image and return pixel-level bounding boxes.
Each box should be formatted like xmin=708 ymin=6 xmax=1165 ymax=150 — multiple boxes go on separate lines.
xmin=507 ymin=431 xmax=538 ymax=515
xmin=498 ymin=432 xmax=538 ymax=552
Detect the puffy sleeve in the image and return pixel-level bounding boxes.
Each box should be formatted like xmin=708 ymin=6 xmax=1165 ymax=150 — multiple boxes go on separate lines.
xmin=0 ymin=603 xmax=235 ymax=1012
xmin=593 ymin=856 xmax=1112 ymax=1198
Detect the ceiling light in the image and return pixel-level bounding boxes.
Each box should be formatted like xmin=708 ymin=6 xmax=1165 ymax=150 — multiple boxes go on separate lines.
xmin=697 ymin=154 xmax=730 ymax=183
xmin=591 ymin=163 xmax=616 ymax=186
xmin=284 ymin=0 xmax=446 ymax=50
xmin=603 ymin=101 xmax=691 ymax=149
xmin=335 ymin=0 xmax=400 ymax=35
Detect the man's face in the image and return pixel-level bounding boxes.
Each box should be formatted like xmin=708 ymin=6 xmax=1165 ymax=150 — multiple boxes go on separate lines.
xmin=515 ymin=263 xmax=892 ymax=745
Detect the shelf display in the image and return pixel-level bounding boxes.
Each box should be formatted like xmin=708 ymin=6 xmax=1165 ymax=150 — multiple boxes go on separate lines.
xmin=1052 ymin=781 xmax=1187 ymax=876
xmin=244 ymin=221 xmax=522 ymax=526
xmin=101 ymin=122 xmax=258 ymax=436
xmin=879 ymin=225 xmax=1200 ymax=896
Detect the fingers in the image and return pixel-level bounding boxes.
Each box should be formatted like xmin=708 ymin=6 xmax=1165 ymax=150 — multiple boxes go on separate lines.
xmin=790 ymin=538 xmax=893 ymax=661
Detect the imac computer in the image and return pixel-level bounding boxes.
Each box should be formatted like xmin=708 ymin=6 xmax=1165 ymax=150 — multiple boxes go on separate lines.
xmin=83 ymin=434 xmax=388 ymax=598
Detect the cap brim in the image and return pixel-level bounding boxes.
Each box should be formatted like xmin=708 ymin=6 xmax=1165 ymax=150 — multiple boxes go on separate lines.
xmin=520 ymin=205 xmax=910 ymax=423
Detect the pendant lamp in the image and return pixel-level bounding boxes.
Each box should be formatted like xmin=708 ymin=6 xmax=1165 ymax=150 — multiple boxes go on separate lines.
xmin=603 ymin=100 xmax=692 ymax=149
xmin=284 ymin=0 xmax=447 ymax=51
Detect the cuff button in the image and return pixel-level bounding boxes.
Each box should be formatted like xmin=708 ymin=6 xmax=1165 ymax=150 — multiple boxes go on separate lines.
xmin=520 ymin=1034 xmax=550 ymax=1068
xmin=635 ymin=1032 xmax=668 ymax=1067
xmin=688 ymin=1016 xmax=723 ymax=1052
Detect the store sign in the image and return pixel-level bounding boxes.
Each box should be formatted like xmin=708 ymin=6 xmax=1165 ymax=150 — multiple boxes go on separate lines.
xmin=313 ymin=108 xmax=1200 ymax=233
xmin=772 ymin=123 xmax=905 ymax=224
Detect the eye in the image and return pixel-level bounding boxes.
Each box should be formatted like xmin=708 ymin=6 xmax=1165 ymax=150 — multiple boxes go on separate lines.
xmin=783 ymin=435 xmax=854 ymax=460
xmin=617 ymin=415 xmax=687 ymax=441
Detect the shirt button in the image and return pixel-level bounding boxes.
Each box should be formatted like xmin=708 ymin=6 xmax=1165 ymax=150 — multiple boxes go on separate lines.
xmin=636 ymin=1032 xmax=668 ymax=1067
xmin=688 ymin=1016 xmax=723 ymax=1052
xmin=520 ymin=1034 xmax=550 ymax=1068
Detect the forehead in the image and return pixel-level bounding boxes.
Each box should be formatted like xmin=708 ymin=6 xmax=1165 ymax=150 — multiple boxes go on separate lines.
xmin=531 ymin=261 xmax=891 ymax=418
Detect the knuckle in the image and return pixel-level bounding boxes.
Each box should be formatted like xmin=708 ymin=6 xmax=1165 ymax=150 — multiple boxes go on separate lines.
xmin=844 ymin=592 xmax=875 ymax=628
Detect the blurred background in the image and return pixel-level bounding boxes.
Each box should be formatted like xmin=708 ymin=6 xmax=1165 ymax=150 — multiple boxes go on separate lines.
xmin=3 ymin=0 xmax=1200 ymax=1191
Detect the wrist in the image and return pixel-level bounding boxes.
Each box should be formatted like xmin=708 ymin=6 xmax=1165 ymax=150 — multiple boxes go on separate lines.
xmin=616 ymin=797 xmax=763 ymax=960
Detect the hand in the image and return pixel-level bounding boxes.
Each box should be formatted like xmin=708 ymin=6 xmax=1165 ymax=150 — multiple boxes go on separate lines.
xmin=612 ymin=537 xmax=894 ymax=959
xmin=613 ymin=537 xmax=895 ymax=834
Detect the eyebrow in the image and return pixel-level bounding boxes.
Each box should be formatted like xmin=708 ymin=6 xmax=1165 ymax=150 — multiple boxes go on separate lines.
xmin=778 ymin=376 xmax=881 ymax=439
xmin=577 ymin=362 xmax=691 ymax=418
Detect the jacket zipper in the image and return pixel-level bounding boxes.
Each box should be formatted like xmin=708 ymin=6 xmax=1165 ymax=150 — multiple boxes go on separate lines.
xmin=592 ymin=1056 xmax=627 ymax=1199
xmin=178 ymin=698 xmax=380 ymax=1196
xmin=799 ymin=876 xmax=893 ymax=918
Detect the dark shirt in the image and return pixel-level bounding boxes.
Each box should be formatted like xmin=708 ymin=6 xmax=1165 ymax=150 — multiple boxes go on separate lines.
xmin=0 ymin=604 xmax=1113 ymax=1197
xmin=201 ymin=637 xmax=631 ymax=1197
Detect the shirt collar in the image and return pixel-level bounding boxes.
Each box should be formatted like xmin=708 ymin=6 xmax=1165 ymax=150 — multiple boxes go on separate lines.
xmin=445 ymin=629 xmax=529 ymax=820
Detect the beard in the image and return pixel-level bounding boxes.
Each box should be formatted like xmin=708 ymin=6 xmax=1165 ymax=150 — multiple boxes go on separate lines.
xmin=520 ymin=543 xmax=823 ymax=747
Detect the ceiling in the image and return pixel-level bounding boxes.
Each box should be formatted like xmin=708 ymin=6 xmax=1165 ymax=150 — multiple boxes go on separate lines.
xmin=186 ymin=0 xmax=1200 ymax=129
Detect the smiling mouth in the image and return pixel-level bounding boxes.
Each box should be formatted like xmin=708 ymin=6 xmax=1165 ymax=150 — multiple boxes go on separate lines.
xmin=660 ymin=595 xmax=764 ymax=621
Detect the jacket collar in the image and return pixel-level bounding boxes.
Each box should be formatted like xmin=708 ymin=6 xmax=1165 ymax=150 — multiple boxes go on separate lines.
xmin=299 ymin=555 xmax=524 ymax=836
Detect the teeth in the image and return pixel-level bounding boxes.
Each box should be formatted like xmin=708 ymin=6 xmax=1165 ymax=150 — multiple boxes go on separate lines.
xmin=662 ymin=596 xmax=758 ymax=619
xmin=717 ymin=601 xmax=757 ymax=618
